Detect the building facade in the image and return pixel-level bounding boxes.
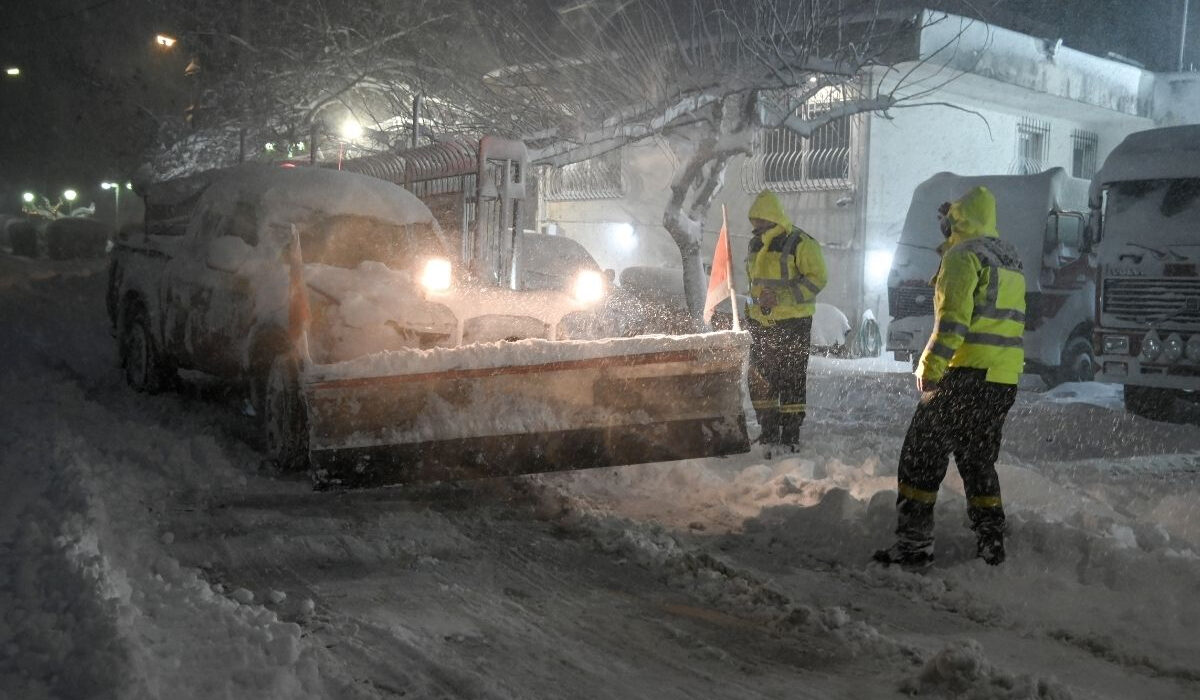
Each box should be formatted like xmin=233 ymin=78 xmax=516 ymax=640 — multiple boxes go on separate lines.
xmin=539 ymin=10 xmax=1199 ymax=335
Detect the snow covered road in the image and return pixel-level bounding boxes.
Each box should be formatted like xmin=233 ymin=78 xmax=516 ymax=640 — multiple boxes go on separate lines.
xmin=3 ymin=257 xmax=1200 ymax=699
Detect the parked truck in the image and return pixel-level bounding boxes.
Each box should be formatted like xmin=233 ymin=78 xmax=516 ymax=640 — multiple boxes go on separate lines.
xmin=886 ymin=168 xmax=1095 ymax=386
xmin=110 ymin=142 xmax=751 ymax=488
xmin=1089 ymin=125 xmax=1200 ymax=419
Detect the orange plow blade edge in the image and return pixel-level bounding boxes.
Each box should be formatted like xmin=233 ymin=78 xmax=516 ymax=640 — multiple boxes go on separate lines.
xmin=303 ymin=331 xmax=751 ymax=488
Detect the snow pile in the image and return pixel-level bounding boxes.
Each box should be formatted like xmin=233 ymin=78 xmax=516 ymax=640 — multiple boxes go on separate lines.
xmin=902 ymin=640 xmax=1073 ymax=699
xmin=0 ymin=427 xmax=128 ymax=699
xmin=0 ymin=257 xmax=332 ymax=698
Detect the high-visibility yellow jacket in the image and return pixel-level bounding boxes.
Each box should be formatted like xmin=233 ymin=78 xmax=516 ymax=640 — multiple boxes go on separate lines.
xmin=917 ymin=186 xmax=1026 ymax=385
xmin=745 ymin=190 xmax=827 ymax=324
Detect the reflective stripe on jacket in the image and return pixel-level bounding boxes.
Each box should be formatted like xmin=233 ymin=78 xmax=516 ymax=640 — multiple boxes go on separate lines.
xmin=745 ymin=190 xmax=827 ymax=324
xmin=917 ymin=186 xmax=1026 ymax=385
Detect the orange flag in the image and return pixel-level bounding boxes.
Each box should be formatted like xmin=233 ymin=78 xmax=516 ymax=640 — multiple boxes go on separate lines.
xmin=703 ymin=206 xmax=739 ymax=329
xmin=287 ymin=225 xmax=312 ymax=366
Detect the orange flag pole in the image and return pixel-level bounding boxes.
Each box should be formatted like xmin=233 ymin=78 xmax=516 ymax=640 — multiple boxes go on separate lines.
xmin=723 ymin=205 xmax=740 ymax=331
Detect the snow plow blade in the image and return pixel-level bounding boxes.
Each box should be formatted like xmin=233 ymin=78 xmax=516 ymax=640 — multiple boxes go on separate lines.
xmin=303 ymin=331 xmax=751 ymax=488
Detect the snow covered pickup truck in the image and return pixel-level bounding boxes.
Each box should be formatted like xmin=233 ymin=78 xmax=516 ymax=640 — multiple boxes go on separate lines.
xmin=109 ymin=164 xmax=751 ymax=488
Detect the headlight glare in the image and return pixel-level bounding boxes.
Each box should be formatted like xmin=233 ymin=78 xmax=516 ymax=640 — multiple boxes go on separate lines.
xmin=419 ymin=257 xmax=452 ymax=293
xmin=572 ymin=269 xmax=606 ymax=305
xmin=1163 ymin=334 xmax=1184 ymax=363
xmin=1140 ymin=332 xmax=1162 ymax=361
xmin=1187 ymin=335 xmax=1200 ymax=363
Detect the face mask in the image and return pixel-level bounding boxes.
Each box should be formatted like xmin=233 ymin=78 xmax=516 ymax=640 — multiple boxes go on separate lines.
xmin=937 ymin=202 xmax=952 ymax=238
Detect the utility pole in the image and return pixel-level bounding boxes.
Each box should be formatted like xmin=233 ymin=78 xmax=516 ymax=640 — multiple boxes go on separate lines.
xmin=1181 ymin=0 xmax=1191 ymax=71
xmin=412 ymin=94 xmax=423 ymax=149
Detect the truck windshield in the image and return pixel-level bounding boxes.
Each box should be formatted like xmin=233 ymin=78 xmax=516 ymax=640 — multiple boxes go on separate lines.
xmin=299 ymin=214 xmax=446 ymax=270
xmin=1106 ymin=179 xmax=1200 ymax=242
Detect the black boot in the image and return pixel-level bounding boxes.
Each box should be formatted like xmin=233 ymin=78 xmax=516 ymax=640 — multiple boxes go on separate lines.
xmin=872 ymin=542 xmax=934 ymax=570
xmin=976 ymin=535 xmax=1005 ymax=566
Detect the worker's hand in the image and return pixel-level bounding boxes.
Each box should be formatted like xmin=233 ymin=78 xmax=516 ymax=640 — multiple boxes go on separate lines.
xmin=756 ymin=288 xmax=777 ymax=313
xmin=916 ymin=377 xmax=938 ymax=393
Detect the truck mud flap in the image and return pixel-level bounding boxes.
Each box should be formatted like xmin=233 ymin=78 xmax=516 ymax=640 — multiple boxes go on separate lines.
xmin=303 ymin=333 xmax=751 ymax=489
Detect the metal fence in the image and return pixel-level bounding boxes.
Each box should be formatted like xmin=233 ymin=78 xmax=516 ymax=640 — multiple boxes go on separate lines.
xmin=741 ymin=105 xmax=853 ymax=193
xmin=542 ymin=150 xmax=625 ymax=201
xmin=1010 ymin=117 xmax=1051 ymax=175
xmin=1071 ymin=129 xmax=1099 ymax=180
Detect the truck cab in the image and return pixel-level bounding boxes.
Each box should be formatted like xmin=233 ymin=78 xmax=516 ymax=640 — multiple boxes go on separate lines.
xmin=1090 ymin=125 xmax=1200 ymax=418
xmin=886 ymin=169 xmax=1095 ymax=386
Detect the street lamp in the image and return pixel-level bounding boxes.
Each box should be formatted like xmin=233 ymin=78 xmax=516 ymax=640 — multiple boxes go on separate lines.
xmin=101 ymin=182 xmax=121 ymax=225
xmin=336 ymin=117 xmax=363 ymax=170
xmin=63 ymin=189 xmax=77 ymax=202
xmin=4 ymin=67 xmax=19 ymax=77
xmin=155 ymin=34 xmax=177 ymax=48
xmin=22 ymin=192 xmax=34 ymax=203
xmin=340 ymin=118 xmax=363 ymax=140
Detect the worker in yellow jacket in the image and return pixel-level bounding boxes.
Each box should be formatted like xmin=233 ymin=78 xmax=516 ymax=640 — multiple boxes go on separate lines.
xmin=874 ymin=186 xmax=1025 ymax=569
xmin=744 ymin=190 xmax=827 ymax=451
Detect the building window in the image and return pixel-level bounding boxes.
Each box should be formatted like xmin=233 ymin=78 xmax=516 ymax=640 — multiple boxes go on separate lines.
xmin=1071 ymin=129 xmax=1099 ymax=180
xmin=542 ymin=150 xmax=625 ymax=201
xmin=742 ymin=87 xmax=854 ymax=193
xmin=1012 ymin=117 xmax=1051 ymax=175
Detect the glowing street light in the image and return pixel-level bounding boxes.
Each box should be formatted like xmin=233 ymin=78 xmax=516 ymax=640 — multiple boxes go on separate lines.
xmin=5 ymin=67 xmax=19 ymax=77
xmin=63 ymin=189 xmax=77 ymax=202
xmin=340 ymin=117 xmax=363 ymax=141
xmin=101 ymin=182 xmax=122 ymax=224
xmin=22 ymin=192 xmax=34 ymax=203
xmin=155 ymin=34 xmax=177 ymax=48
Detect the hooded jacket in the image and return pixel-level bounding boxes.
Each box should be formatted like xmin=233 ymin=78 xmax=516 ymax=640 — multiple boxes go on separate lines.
xmin=744 ymin=190 xmax=827 ymax=323
xmin=917 ymin=186 xmax=1026 ymax=385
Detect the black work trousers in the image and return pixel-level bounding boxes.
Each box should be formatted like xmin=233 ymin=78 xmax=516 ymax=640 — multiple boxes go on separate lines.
xmin=895 ymin=368 xmax=1017 ymax=549
xmin=748 ymin=316 xmax=812 ymax=445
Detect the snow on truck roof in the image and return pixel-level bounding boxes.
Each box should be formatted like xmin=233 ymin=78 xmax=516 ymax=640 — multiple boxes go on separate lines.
xmin=1090 ymin=125 xmax=1200 ymax=202
xmin=142 ymin=164 xmax=438 ymax=228
xmin=900 ymin=168 xmax=1085 ymax=253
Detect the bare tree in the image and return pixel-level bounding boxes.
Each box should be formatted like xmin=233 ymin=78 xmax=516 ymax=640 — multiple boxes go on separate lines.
xmin=143 ymin=0 xmax=483 ymax=176
xmin=463 ymin=0 xmax=981 ymax=315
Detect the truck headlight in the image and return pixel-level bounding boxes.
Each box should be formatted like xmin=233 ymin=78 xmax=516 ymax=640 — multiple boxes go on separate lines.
xmin=572 ymin=269 xmax=606 ymax=305
xmin=1140 ymin=331 xmax=1162 ymax=361
xmin=1101 ymin=335 xmax=1130 ymax=355
xmin=1163 ymin=334 xmax=1184 ymax=363
xmin=419 ymin=257 xmax=452 ymax=293
xmin=1187 ymin=335 xmax=1200 ymax=363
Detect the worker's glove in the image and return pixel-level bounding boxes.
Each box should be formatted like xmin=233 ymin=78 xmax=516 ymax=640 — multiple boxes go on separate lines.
xmin=916 ymin=377 xmax=939 ymax=393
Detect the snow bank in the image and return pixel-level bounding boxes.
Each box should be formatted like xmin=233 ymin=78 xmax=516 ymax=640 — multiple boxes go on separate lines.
xmin=0 ymin=257 xmax=331 ymax=698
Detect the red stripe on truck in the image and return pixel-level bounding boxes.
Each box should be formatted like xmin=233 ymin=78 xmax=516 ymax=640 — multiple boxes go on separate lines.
xmin=308 ymin=349 xmax=714 ymax=390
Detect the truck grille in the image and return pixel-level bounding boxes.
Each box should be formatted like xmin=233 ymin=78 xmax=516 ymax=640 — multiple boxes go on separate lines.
xmin=889 ymin=284 xmax=934 ymax=320
xmin=1102 ymin=278 xmax=1200 ymax=324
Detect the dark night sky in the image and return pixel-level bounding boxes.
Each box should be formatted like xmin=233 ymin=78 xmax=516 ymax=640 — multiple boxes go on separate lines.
xmin=0 ymin=0 xmax=1195 ymax=214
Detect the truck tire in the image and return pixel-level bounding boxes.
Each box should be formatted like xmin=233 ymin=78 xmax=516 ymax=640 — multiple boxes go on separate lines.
xmin=120 ymin=309 xmax=173 ymax=393
xmin=262 ymin=353 xmax=309 ymax=472
xmin=1049 ymin=336 xmax=1096 ymax=387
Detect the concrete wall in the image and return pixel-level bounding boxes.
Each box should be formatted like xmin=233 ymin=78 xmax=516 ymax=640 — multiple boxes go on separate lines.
xmin=1153 ymin=73 xmax=1200 ymax=125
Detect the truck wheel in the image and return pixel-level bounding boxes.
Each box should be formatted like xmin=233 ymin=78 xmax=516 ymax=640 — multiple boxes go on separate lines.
xmin=262 ymin=353 xmax=309 ymax=472
xmin=121 ymin=310 xmax=172 ymax=393
xmin=1050 ymin=336 xmax=1096 ymax=387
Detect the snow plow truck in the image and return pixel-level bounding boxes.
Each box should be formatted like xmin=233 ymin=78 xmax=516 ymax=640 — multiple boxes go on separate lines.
xmin=109 ymin=137 xmax=750 ymax=488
